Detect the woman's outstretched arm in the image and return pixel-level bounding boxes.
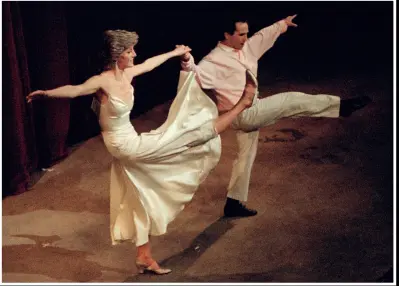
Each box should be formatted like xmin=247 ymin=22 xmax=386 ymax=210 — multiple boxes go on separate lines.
xmin=126 ymin=45 xmax=191 ymax=80
xmin=27 ymin=75 xmax=103 ymax=103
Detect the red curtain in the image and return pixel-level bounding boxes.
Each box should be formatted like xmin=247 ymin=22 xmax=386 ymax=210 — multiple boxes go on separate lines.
xmin=2 ymin=2 xmax=71 ymax=197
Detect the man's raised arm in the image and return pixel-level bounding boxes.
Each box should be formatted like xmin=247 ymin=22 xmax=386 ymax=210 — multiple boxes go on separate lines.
xmin=181 ymin=52 xmax=216 ymax=90
xmin=246 ymin=14 xmax=298 ymax=60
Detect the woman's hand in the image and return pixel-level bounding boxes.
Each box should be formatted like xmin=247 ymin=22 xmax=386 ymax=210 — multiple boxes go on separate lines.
xmin=172 ymin=45 xmax=192 ymax=57
xmin=26 ymin=90 xmax=48 ymax=103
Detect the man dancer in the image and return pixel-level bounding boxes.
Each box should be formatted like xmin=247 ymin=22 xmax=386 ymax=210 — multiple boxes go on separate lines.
xmin=180 ymin=14 xmax=371 ymax=217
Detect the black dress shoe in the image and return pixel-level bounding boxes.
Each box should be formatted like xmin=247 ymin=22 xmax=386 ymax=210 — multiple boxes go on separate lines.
xmin=339 ymin=96 xmax=372 ymax=117
xmin=224 ymin=198 xmax=257 ymax=217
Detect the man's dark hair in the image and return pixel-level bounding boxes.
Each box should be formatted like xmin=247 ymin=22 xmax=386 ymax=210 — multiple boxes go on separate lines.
xmin=220 ymin=17 xmax=248 ymax=35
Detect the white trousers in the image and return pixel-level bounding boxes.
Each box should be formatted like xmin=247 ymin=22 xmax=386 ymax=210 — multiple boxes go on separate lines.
xmin=227 ymin=91 xmax=341 ymax=202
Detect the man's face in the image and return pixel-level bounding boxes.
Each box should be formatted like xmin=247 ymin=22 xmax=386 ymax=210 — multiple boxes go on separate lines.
xmin=224 ymin=22 xmax=249 ymax=50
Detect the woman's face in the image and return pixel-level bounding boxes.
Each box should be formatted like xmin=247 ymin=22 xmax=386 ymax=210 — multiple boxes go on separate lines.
xmin=118 ymin=46 xmax=136 ymax=69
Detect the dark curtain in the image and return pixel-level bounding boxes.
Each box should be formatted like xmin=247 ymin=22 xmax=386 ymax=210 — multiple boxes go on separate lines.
xmin=2 ymin=2 xmax=36 ymax=196
xmin=20 ymin=2 xmax=71 ymax=167
xmin=2 ymin=2 xmax=72 ymax=197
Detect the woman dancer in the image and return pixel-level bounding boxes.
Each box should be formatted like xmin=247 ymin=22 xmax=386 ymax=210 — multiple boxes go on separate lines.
xmin=27 ymin=29 xmax=257 ymax=274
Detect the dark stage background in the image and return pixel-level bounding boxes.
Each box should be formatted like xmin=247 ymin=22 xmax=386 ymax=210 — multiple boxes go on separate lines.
xmin=2 ymin=1 xmax=394 ymax=196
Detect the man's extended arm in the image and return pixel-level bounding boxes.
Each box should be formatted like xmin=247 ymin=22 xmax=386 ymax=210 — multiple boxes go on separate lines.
xmin=246 ymin=15 xmax=298 ymax=60
xmin=181 ymin=53 xmax=216 ymax=90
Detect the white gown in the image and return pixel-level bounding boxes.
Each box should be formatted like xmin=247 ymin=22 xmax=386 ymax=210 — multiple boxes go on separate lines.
xmin=98 ymin=71 xmax=221 ymax=246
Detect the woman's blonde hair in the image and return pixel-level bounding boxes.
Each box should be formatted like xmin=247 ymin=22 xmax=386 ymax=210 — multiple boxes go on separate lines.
xmin=102 ymin=29 xmax=139 ymax=69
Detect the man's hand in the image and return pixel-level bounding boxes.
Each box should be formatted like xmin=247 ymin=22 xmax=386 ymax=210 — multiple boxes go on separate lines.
xmin=284 ymin=14 xmax=298 ymax=27
xmin=181 ymin=52 xmax=191 ymax=62
xmin=176 ymin=45 xmax=191 ymax=62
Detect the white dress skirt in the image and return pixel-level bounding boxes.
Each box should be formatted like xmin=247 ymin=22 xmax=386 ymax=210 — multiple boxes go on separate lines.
xmin=98 ymin=71 xmax=222 ymax=246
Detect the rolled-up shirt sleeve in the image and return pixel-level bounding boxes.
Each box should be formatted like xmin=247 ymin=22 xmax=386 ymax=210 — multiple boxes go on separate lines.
xmin=246 ymin=19 xmax=288 ymax=60
xmin=180 ymin=53 xmax=196 ymax=72
xmin=181 ymin=54 xmax=216 ymax=90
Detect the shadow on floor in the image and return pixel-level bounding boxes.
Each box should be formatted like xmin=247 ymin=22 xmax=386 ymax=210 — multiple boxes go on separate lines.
xmin=125 ymin=216 xmax=241 ymax=282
